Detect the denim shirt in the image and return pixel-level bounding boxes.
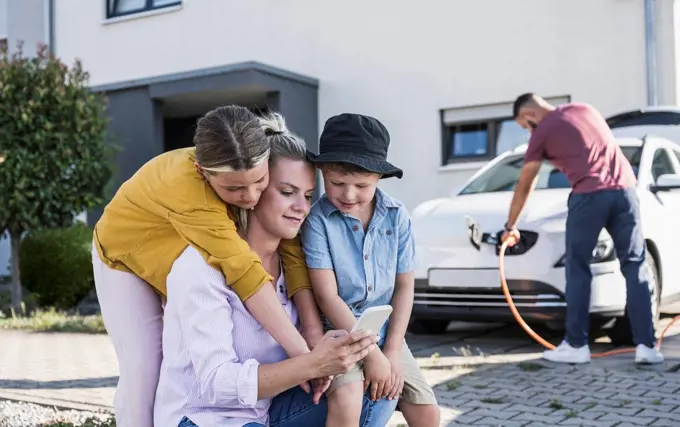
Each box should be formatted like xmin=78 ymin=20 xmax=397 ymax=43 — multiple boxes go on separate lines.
xmin=301 ymin=188 xmax=417 ymax=339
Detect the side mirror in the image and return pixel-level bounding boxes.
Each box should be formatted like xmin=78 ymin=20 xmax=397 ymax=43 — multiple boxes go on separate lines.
xmin=651 ymin=174 xmax=680 ymax=193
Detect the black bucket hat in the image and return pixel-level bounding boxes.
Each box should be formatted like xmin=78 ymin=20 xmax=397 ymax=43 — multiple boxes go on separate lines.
xmin=307 ymin=113 xmax=403 ymax=179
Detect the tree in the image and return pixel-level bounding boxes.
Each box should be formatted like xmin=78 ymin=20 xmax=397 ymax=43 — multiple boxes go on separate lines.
xmin=0 ymin=42 xmax=113 ymax=312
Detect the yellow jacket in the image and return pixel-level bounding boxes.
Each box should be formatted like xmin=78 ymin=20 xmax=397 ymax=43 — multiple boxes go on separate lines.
xmin=93 ymin=147 xmax=311 ymax=300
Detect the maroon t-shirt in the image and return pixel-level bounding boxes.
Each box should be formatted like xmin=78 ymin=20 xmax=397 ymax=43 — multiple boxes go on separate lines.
xmin=524 ymin=103 xmax=636 ymax=194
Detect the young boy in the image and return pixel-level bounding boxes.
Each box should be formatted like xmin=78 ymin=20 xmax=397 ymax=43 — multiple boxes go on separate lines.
xmin=302 ymin=113 xmax=440 ymax=427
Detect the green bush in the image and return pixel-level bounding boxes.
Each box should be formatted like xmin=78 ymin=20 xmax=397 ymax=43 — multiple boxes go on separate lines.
xmin=19 ymin=223 xmax=94 ymax=310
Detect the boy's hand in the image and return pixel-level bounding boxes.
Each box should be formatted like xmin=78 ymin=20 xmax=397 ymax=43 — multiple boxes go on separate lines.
xmin=311 ymin=375 xmax=332 ymax=404
xmin=383 ymin=349 xmax=404 ymax=400
xmin=363 ymin=350 xmax=392 ymax=401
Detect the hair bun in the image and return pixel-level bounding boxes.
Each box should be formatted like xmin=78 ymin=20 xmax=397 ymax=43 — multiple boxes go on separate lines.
xmin=260 ymin=112 xmax=289 ymax=136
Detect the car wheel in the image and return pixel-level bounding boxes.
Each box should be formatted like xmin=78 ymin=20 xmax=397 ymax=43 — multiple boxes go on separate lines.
xmin=607 ymin=255 xmax=660 ymax=347
xmin=408 ymin=319 xmax=450 ymax=335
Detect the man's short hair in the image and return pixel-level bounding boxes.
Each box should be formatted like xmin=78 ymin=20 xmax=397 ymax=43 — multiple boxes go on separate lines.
xmin=512 ymin=93 xmax=537 ymax=119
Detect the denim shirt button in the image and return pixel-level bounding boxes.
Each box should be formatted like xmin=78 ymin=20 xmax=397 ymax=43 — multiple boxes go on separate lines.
xmin=367 ymin=285 xmax=373 ymax=291
xmin=352 ymin=225 xmax=359 ymax=232
xmin=364 ymin=254 xmax=368 ymax=260
xmin=386 ymin=229 xmax=392 ymax=235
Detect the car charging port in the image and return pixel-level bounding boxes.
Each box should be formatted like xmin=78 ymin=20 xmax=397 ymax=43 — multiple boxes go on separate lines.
xmin=481 ymin=230 xmax=539 ymax=256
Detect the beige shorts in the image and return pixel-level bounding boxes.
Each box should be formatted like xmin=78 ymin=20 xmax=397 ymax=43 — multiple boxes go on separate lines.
xmin=326 ymin=342 xmax=437 ymax=405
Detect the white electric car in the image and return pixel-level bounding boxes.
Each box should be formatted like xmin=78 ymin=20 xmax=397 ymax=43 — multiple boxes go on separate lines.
xmin=410 ymin=134 xmax=680 ymax=344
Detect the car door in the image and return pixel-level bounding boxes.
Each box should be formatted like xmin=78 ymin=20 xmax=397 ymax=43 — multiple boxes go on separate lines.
xmin=645 ymin=147 xmax=680 ymax=301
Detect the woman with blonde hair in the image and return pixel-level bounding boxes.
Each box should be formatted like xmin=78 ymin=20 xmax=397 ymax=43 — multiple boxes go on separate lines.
xmin=155 ymin=115 xmax=397 ymax=426
xmin=91 ymin=106 xmax=324 ymax=427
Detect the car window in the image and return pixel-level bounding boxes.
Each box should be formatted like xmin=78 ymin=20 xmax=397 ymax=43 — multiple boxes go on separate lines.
xmin=459 ymin=145 xmax=641 ymax=195
xmin=651 ymin=149 xmax=676 ymax=182
xmin=674 ymin=150 xmax=680 ymax=167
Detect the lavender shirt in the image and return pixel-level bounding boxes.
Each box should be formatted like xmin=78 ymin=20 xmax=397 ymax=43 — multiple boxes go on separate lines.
xmin=154 ymin=246 xmax=298 ymax=427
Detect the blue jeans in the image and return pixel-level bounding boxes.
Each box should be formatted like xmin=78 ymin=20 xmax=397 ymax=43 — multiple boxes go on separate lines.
xmin=177 ymin=386 xmax=397 ymax=427
xmin=565 ymin=188 xmax=656 ymax=347
xmin=269 ymin=386 xmax=397 ymax=427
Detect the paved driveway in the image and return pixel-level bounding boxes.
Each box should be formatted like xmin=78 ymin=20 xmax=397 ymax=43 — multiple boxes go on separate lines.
xmin=2 ymin=318 xmax=680 ymax=426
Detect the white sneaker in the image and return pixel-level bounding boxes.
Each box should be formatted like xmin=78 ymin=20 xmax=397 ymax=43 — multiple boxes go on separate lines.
xmin=635 ymin=344 xmax=664 ymax=364
xmin=542 ymin=341 xmax=591 ymax=364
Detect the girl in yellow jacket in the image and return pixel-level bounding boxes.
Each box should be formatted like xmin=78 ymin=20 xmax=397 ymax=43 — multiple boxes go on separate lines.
xmin=91 ymin=105 xmax=324 ymax=427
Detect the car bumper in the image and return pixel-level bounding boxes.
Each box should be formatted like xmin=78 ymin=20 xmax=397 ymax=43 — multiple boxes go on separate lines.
xmin=412 ymin=275 xmax=626 ymax=323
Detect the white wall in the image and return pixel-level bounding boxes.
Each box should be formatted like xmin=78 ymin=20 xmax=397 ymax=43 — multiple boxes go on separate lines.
xmin=5 ymin=0 xmax=47 ymax=55
xmin=0 ymin=0 xmax=8 ymax=38
xmin=55 ymin=0 xmax=653 ymax=212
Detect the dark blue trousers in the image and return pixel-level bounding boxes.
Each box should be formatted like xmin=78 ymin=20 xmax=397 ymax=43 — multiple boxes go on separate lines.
xmin=565 ymin=188 xmax=656 ymax=347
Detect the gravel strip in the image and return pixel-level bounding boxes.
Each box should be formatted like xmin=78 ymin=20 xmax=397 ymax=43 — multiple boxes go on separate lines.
xmin=0 ymin=400 xmax=114 ymax=427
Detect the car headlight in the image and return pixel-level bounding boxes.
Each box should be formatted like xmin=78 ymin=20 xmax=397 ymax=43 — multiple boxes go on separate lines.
xmin=554 ymin=238 xmax=616 ymax=267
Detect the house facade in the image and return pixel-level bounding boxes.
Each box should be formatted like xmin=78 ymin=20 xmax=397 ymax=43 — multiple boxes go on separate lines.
xmin=2 ymin=0 xmax=680 ymax=273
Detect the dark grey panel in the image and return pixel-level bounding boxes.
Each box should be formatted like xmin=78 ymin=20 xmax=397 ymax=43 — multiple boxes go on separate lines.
xmin=164 ymin=115 xmax=200 ymax=152
xmin=149 ymin=70 xmax=262 ymax=99
xmin=91 ymin=61 xmax=319 ymax=93
xmin=88 ymin=87 xmax=164 ymax=225
xmin=269 ymin=79 xmax=321 ymax=199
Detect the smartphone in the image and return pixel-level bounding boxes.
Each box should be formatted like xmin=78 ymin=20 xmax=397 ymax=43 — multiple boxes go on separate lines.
xmin=350 ymin=305 xmax=393 ymax=334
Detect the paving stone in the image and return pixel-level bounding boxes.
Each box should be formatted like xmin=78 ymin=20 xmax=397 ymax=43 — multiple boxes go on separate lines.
xmin=597 ymin=413 xmax=658 ymax=425
xmin=620 ymin=401 xmax=675 ymax=412
xmin=565 ymin=388 xmax=619 ymax=399
xmin=584 ymin=405 xmax=641 ymax=416
xmin=557 ymin=418 xmax=618 ymax=426
xmin=464 ymin=408 xmax=520 ymax=420
xmin=436 ymin=390 xmax=466 ymax=400
xmin=571 ymin=411 xmax=607 ymax=421
xmin=510 ymin=412 xmax=565 ymax=424
xmin=566 ymin=402 xmax=601 ymax=412
xmin=645 ymin=390 xmax=674 ymax=401
xmin=445 ymin=414 xmax=485 ymax=424
xmin=649 ymin=419 xmax=679 ymax=427
xmin=638 ymin=409 xmax=680 ymax=420
xmin=457 ymin=401 xmax=512 ymax=410
xmin=453 ymin=385 xmax=501 ymax=395
xmin=474 ymin=417 xmax=527 ymax=426
xmin=503 ymin=404 xmax=555 ymax=415
xmin=525 ymin=392 xmax=583 ymax=403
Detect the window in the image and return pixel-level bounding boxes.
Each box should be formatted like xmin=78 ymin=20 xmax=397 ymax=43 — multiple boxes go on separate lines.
xmin=496 ymin=119 xmax=531 ymax=155
xmin=442 ymin=117 xmax=530 ymax=164
xmin=651 ymin=149 xmax=676 ymax=182
xmin=107 ymin=0 xmax=181 ymax=18
xmin=449 ymin=123 xmax=489 ymax=157
xmin=459 ymin=145 xmax=642 ymax=195
xmin=440 ymin=95 xmax=570 ymax=165
xmin=0 ymin=38 xmax=7 ymax=53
